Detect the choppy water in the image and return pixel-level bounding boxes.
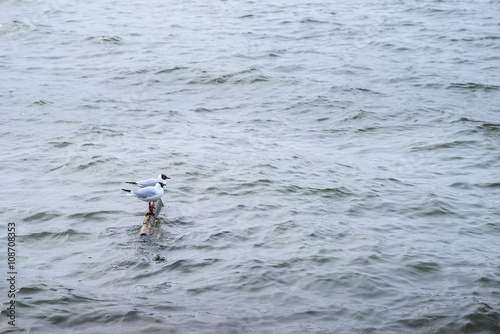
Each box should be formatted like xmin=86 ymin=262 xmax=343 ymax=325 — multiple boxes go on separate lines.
xmin=1 ymin=0 xmax=500 ymax=333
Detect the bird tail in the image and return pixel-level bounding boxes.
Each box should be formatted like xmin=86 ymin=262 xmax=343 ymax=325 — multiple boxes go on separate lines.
xmin=125 ymin=182 xmax=137 ymax=185
xmin=121 ymin=189 xmax=131 ymax=193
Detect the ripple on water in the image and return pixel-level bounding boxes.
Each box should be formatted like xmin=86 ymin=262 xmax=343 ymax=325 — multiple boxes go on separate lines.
xmin=21 ymin=229 xmax=92 ymax=254
xmin=23 ymin=210 xmax=64 ymax=222
xmin=18 ymin=283 xmax=174 ymax=333
xmin=396 ymin=301 xmax=500 ymax=333
xmin=84 ymin=35 xmax=124 ymax=45
xmin=68 ymin=210 xmax=124 ymax=222
xmin=447 ymin=82 xmax=500 ymax=92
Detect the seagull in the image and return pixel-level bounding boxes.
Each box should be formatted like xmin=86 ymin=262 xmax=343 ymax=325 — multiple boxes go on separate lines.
xmin=126 ymin=174 xmax=170 ymax=188
xmin=122 ymin=182 xmax=165 ymax=212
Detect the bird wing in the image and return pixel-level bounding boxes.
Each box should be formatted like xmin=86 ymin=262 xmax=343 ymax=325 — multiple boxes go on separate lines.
xmin=136 ymin=179 xmax=156 ymax=187
xmin=132 ymin=187 xmax=158 ymax=199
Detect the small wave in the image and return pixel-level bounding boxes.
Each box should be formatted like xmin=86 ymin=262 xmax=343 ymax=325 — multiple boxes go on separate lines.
xmin=85 ymin=35 xmax=123 ymax=45
xmin=134 ymin=281 xmax=172 ymax=294
xmin=455 ymin=118 xmax=500 ymax=135
xmin=276 ymin=184 xmax=354 ymax=200
xmin=479 ymin=182 xmax=500 ymax=189
xmin=0 ymin=20 xmax=35 ymax=36
xmin=77 ymin=157 xmax=117 ymax=170
xmin=158 ymin=259 xmax=199 ymax=274
xmin=478 ymin=123 xmax=500 ymax=133
xmin=447 ymin=82 xmax=500 ymax=91
xmin=306 ymin=186 xmax=354 ymax=199
xmin=33 ymin=99 xmax=52 ymax=106
xmin=407 ymin=260 xmax=440 ymax=273
xmin=329 ymin=85 xmax=382 ymax=95
xmin=450 ymin=182 xmax=475 ymax=190
xmin=411 ymin=195 xmax=462 ymax=218
xmin=188 ymin=67 xmax=269 ymax=85
xmin=411 ymin=140 xmax=478 ymax=152
xmin=48 ymin=141 xmax=73 ymax=148
xmin=398 ymin=301 xmax=500 ymax=333
xmin=68 ymin=210 xmax=123 ymax=222
xmin=22 ymin=229 xmax=91 ymax=243
xmin=23 ymin=210 xmax=63 ymax=222
xmin=155 ymin=66 xmax=189 ymax=75
xmin=300 ymin=18 xmax=328 ymax=24
xmin=463 ymin=303 xmax=500 ymax=333
xmin=335 ymin=109 xmax=378 ymax=126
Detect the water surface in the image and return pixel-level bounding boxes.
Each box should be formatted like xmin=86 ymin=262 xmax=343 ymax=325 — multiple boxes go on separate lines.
xmin=1 ymin=0 xmax=499 ymax=333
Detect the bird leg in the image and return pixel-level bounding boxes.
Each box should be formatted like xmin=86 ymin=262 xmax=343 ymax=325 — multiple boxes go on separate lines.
xmin=149 ymin=201 xmax=157 ymax=213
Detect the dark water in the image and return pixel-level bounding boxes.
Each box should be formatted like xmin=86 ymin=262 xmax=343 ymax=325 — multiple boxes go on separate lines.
xmin=1 ymin=0 xmax=500 ymax=333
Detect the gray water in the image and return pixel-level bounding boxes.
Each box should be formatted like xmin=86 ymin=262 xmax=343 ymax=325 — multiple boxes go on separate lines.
xmin=1 ymin=0 xmax=500 ymax=333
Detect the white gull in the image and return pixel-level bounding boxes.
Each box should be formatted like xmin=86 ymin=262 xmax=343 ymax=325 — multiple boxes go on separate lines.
xmin=126 ymin=174 xmax=170 ymax=187
xmin=122 ymin=182 xmax=164 ymax=212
